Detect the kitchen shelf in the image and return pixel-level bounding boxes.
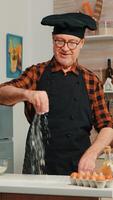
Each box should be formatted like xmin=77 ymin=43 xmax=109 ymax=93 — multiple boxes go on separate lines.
xmin=104 ymin=90 xmax=113 ymax=93
xmin=85 ymin=34 xmax=113 ymax=41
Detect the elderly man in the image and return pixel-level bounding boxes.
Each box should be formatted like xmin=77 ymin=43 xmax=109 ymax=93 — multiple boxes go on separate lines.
xmin=0 ymin=12 xmax=113 ymax=175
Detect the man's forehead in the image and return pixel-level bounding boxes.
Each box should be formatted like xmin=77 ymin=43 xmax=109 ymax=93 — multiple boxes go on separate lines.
xmin=53 ymin=34 xmax=81 ymax=41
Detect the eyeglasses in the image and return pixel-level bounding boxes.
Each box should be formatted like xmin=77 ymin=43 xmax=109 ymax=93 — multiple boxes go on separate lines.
xmin=54 ymin=39 xmax=81 ymax=50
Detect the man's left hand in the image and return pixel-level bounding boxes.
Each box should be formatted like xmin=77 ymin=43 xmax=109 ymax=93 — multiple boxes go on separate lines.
xmin=78 ymin=150 xmax=97 ymax=173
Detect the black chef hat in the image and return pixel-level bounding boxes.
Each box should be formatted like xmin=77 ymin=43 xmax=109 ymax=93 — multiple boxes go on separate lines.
xmin=41 ymin=12 xmax=97 ymax=38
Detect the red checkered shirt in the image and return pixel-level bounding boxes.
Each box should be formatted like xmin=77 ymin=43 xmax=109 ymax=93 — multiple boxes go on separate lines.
xmin=0 ymin=57 xmax=112 ymax=132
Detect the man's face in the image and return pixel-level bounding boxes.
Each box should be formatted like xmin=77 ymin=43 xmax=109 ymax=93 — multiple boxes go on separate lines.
xmin=53 ymin=34 xmax=84 ymax=68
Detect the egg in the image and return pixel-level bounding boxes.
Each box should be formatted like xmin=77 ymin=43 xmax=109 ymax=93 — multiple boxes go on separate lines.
xmin=90 ymin=171 xmax=98 ymax=180
xmin=83 ymin=171 xmax=91 ymax=180
xmin=70 ymin=172 xmax=78 ymax=178
xmin=96 ymin=173 xmax=106 ymax=181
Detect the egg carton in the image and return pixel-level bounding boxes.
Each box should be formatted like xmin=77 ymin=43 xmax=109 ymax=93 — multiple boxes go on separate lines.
xmin=70 ymin=177 xmax=113 ymax=188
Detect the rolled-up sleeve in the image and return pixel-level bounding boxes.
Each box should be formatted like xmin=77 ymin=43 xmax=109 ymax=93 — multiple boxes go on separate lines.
xmin=93 ymin=80 xmax=113 ymax=132
xmin=0 ymin=65 xmax=38 ymax=90
xmin=0 ymin=65 xmax=40 ymax=123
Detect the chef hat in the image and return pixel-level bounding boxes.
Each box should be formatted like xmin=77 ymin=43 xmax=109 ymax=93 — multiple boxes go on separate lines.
xmin=41 ymin=12 xmax=97 ymax=38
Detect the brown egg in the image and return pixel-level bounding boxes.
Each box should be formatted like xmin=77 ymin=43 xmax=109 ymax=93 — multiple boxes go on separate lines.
xmin=84 ymin=171 xmax=91 ymax=180
xmin=92 ymin=171 xmax=98 ymax=177
xmin=90 ymin=171 xmax=98 ymax=180
xmin=105 ymin=174 xmax=113 ymax=180
xmin=77 ymin=172 xmax=83 ymax=179
xmin=70 ymin=172 xmax=78 ymax=178
xmin=96 ymin=173 xmax=106 ymax=181
xmin=78 ymin=171 xmax=85 ymax=179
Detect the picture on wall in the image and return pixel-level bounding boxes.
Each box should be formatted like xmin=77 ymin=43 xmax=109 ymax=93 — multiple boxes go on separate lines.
xmin=6 ymin=33 xmax=23 ymax=78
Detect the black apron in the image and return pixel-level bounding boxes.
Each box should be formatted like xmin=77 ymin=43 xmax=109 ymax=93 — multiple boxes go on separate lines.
xmin=38 ymin=64 xmax=93 ymax=175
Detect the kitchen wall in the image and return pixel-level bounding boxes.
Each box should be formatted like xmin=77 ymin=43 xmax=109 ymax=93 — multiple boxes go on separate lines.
xmin=0 ymin=0 xmax=53 ymax=173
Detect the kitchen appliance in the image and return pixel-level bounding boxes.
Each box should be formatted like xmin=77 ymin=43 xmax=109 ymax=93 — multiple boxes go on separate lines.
xmin=0 ymin=105 xmax=14 ymax=173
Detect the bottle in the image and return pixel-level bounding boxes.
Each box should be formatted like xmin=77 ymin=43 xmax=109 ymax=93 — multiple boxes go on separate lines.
xmin=105 ymin=58 xmax=113 ymax=79
xmin=104 ymin=58 xmax=113 ymax=92
xmin=100 ymin=146 xmax=113 ymax=178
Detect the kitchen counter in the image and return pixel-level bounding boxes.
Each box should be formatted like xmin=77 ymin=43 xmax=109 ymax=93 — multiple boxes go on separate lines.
xmin=0 ymin=174 xmax=113 ymax=200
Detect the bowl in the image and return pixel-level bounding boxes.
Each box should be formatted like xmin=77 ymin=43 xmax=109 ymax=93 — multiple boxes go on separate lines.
xmin=0 ymin=159 xmax=8 ymax=175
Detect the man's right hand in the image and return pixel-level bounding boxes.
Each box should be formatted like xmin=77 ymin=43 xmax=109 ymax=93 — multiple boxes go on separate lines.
xmin=0 ymin=86 xmax=49 ymax=114
xmin=26 ymin=90 xmax=49 ymax=114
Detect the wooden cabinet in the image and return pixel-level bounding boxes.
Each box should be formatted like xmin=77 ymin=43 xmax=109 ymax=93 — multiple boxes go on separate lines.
xmin=0 ymin=193 xmax=98 ymax=200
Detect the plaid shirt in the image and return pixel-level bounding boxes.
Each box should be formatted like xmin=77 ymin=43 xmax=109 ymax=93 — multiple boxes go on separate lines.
xmin=0 ymin=58 xmax=112 ymax=132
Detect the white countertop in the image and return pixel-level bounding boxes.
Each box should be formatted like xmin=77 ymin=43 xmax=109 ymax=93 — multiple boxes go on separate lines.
xmin=0 ymin=174 xmax=113 ymax=198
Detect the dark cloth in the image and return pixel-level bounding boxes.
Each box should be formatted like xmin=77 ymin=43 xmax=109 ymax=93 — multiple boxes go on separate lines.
xmin=23 ymin=114 xmax=51 ymax=174
xmin=41 ymin=12 xmax=97 ymax=38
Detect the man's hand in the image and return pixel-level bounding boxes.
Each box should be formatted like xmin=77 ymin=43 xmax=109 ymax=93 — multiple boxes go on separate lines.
xmin=0 ymin=85 xmax=49 ymax=114
xmin=26 ymin=90 xmax=49 ymax=114
xmin=78 ymin=127 xmax=113 ymax=173
xmin=78 ymin=150 xmax=97 ymax=173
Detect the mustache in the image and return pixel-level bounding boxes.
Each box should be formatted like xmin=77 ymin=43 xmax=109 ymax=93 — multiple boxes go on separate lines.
xmin=58 ymin=50 xmax=73 ymax=55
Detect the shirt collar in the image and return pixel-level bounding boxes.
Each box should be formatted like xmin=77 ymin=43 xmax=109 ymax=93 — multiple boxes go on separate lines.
xmin=51 ymin=57 xmax=79 ymax=75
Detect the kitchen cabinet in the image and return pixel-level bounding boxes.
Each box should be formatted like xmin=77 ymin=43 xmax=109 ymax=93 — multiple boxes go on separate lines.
xmin=0 ymin=106 xmax=14 ymax=173
xmin=0 ymin=194 xmax=98 ymax=200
